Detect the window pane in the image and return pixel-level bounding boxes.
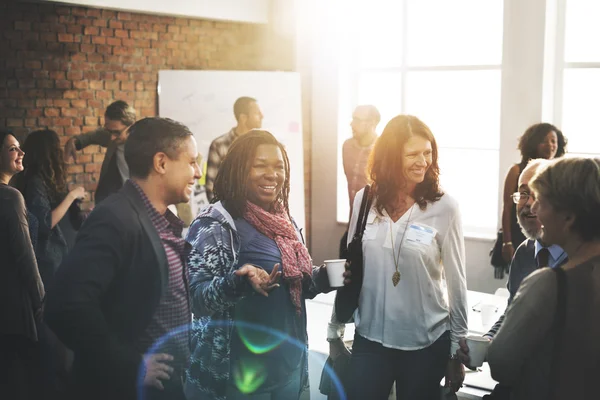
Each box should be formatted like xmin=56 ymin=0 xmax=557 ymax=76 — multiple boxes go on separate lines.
xmin=407 ymin=0 xmax=503 ymax=66
xmin=404 ymin=70 xmax=501 ymax=149
xmin=355 ymin=0 xmax=404 ymax=68
xmin=562 ymin=68 xmax=600 ymax=155
xmin=357 ymin=71 xmax=403 ymax=129
xmin=438 ymin=148 xmax=499 ymax=235
xmin=565 ymin=0 xmax=600 ymax=62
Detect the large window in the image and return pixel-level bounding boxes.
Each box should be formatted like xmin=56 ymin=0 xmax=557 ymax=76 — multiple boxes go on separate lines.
xmin=555 ymin=0 xmax=600 ymax=157
xmin=337 ymin=0 xmax=504 ymax=236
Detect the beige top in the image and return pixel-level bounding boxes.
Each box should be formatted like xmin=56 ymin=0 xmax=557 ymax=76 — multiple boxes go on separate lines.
xmin=488 ymin=258 xmax=600 ymax=400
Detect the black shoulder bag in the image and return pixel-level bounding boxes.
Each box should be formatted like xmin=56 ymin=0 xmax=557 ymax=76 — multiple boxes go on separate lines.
xmin=334 ymin=185 xmax=373 ymax=323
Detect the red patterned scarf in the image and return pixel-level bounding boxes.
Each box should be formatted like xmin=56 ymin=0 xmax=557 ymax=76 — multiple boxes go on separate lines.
xmin=243 ymin=201 xmax=313 ymax=314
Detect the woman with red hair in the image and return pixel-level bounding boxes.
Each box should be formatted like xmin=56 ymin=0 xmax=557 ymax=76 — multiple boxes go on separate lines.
xmin=333 ymin=115 xmax=468 ymax=400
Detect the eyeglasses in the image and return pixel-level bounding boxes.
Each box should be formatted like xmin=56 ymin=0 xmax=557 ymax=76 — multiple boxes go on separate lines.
xmin=511 ymin=191 xmax=533 ymax=204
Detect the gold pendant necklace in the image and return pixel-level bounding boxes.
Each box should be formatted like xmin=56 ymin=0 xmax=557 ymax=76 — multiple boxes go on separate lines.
xmin=389 ymin=205 xmax=414 ymax=287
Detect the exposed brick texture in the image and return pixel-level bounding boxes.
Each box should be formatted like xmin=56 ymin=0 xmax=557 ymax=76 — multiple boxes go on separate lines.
xmin=1 ymin=0 xmax=306 ymax=217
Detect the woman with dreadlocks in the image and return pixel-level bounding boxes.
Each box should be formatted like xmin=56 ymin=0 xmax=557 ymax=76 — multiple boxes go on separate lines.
xmin=185 ymin=130 xmax=331 ymax=400
xmin=14 ymin=129 xmax=87 ymax=289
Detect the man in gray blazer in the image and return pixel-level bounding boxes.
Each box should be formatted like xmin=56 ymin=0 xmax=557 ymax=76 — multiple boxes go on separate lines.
xmin=64 ymin=100 xmax=136 ymax=203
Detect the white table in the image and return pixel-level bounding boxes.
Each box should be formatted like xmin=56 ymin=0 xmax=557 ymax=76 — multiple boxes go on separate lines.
xmin=306 ymin=290 xmax=508 ymax=399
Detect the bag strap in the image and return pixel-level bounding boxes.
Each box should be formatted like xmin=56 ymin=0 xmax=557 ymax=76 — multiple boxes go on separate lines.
xmin=550 ymin=267 xmax=567 ymax=394
xmin=352 ymin=185 xmax=372 ymax=242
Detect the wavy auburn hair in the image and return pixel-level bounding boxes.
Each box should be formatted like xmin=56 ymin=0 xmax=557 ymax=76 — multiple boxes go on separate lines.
xmin=20 ymin=129 xmax=67 ymax=202
xmin=368 ymin=114 xmax=443 ymax=214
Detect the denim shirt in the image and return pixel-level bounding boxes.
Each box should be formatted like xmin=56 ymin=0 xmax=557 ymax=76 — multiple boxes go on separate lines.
xmin=229 ymin=218 xmax=307 ymax=393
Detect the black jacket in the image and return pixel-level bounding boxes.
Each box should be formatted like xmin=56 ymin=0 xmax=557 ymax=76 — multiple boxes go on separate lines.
xmin=45 ymin=181 xmax=171 ymax=400
xmin=0 ymin=184 xmax=45 ymax=341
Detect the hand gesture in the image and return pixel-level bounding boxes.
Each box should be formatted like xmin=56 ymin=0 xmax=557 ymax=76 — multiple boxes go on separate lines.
xmin=444 ymin=358 xmax=465 ymax=393
xmin=343 ymin=261 xmax=352 ymax=285
xmin=64 ymin=138 xmax=78 ymax=163
xmin=329 ymin=338 xmax=351 ymax=362
xmin=69 ymin=186 xmax=86 ymax=201
xmin=457 ymin=338 xmax=475 ymax=370
xmin=143 ymin=353 xmax=174 ymax=390
xmin=235 ymin=263 xmax=281 ymax=297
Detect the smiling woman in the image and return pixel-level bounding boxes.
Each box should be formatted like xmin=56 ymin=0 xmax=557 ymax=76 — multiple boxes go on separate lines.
xmin=184 ymin=130 xmax=331 ymax=400
xmin=0 ymin=129 xmax=45 ymax=398
xmin=329 ymin=115 xmax=468 ymax=400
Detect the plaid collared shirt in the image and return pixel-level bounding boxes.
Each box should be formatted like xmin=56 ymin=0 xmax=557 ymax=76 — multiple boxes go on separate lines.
xmin=342 ymin=137 xmax=374 ymax=213
xmin=130 ymin=180 xmax=191 ymax=371
xmin=205 ymin=128 xmax=239 ymax=201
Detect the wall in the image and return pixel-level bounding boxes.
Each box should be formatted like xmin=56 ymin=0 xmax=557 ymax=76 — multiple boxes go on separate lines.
xmin=39 ymin=0 xmax=270 ymax=24
xmin=0 ymin=0 xmax=295 ymax=208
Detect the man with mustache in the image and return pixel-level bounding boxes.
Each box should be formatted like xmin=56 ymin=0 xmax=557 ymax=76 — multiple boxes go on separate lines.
xmin=456 ymin=158 xmax=568 ymax=379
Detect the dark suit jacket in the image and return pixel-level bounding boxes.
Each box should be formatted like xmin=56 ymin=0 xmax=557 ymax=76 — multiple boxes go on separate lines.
xmin=45 ymin=181 xmax=170 ymax=400
xmin=75 ymin=128 xmax=124 ymax=203
xmin=0 ymin=184 xmax=45 ymax=341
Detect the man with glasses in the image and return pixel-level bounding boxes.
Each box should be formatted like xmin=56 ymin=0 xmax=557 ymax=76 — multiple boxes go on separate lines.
xmin=456 ymin=158 xmax=568 ymax=394
xmin=64 ymin=100 xmax=136 ymax=203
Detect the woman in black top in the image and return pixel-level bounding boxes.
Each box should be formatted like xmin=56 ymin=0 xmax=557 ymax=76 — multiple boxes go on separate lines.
xmin=14 ymin=129 xmax=87 ymax=289
xmin=500 ymin=123 xmax=567 ymax=263
xmin=0 ymin=129 xmax=45 ymax=399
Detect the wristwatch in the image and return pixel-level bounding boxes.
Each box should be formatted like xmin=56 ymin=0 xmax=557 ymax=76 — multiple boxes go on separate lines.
xmin=449 ymin=353 xmax=459 ymax=360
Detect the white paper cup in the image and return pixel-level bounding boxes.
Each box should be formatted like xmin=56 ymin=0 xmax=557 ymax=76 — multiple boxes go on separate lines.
xmin=481 ymin=304 xmax=497 ymax=327
xmin=324 ymin=259 xmax=346 ymax=288
xmin=466 ymin=335 xmax=491 ymax=368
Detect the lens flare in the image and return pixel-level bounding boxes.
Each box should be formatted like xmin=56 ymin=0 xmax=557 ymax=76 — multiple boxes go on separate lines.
xmin=232 ymin=358 xmax=268 ymax=394
xmin=137 ymin=320 xmax=348 ymax=400
xmin=234 ymin=300 xmax=287 ymax=354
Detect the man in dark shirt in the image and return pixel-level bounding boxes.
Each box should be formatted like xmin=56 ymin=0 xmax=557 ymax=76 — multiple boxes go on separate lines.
xmin=63 ymin=100 xmax=136 ymax=204
xmin=46 ymin=118 xmax=202 ymax=400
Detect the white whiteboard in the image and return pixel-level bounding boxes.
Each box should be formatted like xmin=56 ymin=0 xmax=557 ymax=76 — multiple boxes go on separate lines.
xmin=158 ymin=70 xmax=305 ymax=232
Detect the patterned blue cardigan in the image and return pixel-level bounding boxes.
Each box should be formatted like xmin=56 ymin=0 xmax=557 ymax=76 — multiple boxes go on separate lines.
xmin=184 ymin=202 xmax=329 ymax=400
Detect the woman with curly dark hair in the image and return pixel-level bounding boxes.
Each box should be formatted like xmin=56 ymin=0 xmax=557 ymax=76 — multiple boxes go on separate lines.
xmin=184 ymin=130 xmax=331 ymax=400
xmin=14 ymin=129 xmax=87 ymax=289
xmin=330 ymin=115 xmax=468 ymax=400
xmin=500 ymin=123 xmax=567 ymax=263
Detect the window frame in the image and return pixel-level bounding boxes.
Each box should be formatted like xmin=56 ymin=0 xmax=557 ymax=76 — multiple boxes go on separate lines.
xmin=336 ymin=0 xmax=504 ymax=238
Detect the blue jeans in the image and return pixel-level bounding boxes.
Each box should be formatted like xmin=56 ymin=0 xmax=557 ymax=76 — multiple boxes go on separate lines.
xmin=348 ymin=331 xmax=450 ymax=400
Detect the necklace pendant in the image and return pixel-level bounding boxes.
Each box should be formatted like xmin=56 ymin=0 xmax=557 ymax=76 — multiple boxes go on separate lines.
xmin=392 ymin=271 xmax=401 ymax=286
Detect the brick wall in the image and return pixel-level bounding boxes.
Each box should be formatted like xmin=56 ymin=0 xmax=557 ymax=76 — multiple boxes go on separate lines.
xmin=0 ymin=0 xmax=299 ymax=208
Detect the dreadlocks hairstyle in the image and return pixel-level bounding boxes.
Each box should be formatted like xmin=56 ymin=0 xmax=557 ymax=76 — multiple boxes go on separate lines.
xmin=213 ymin=130 xmax=291 ymax=219
xmin=368 ymin=114 xmax=444 ymax=215
xmin=19 ymin=129 xmax=67 ymax=202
